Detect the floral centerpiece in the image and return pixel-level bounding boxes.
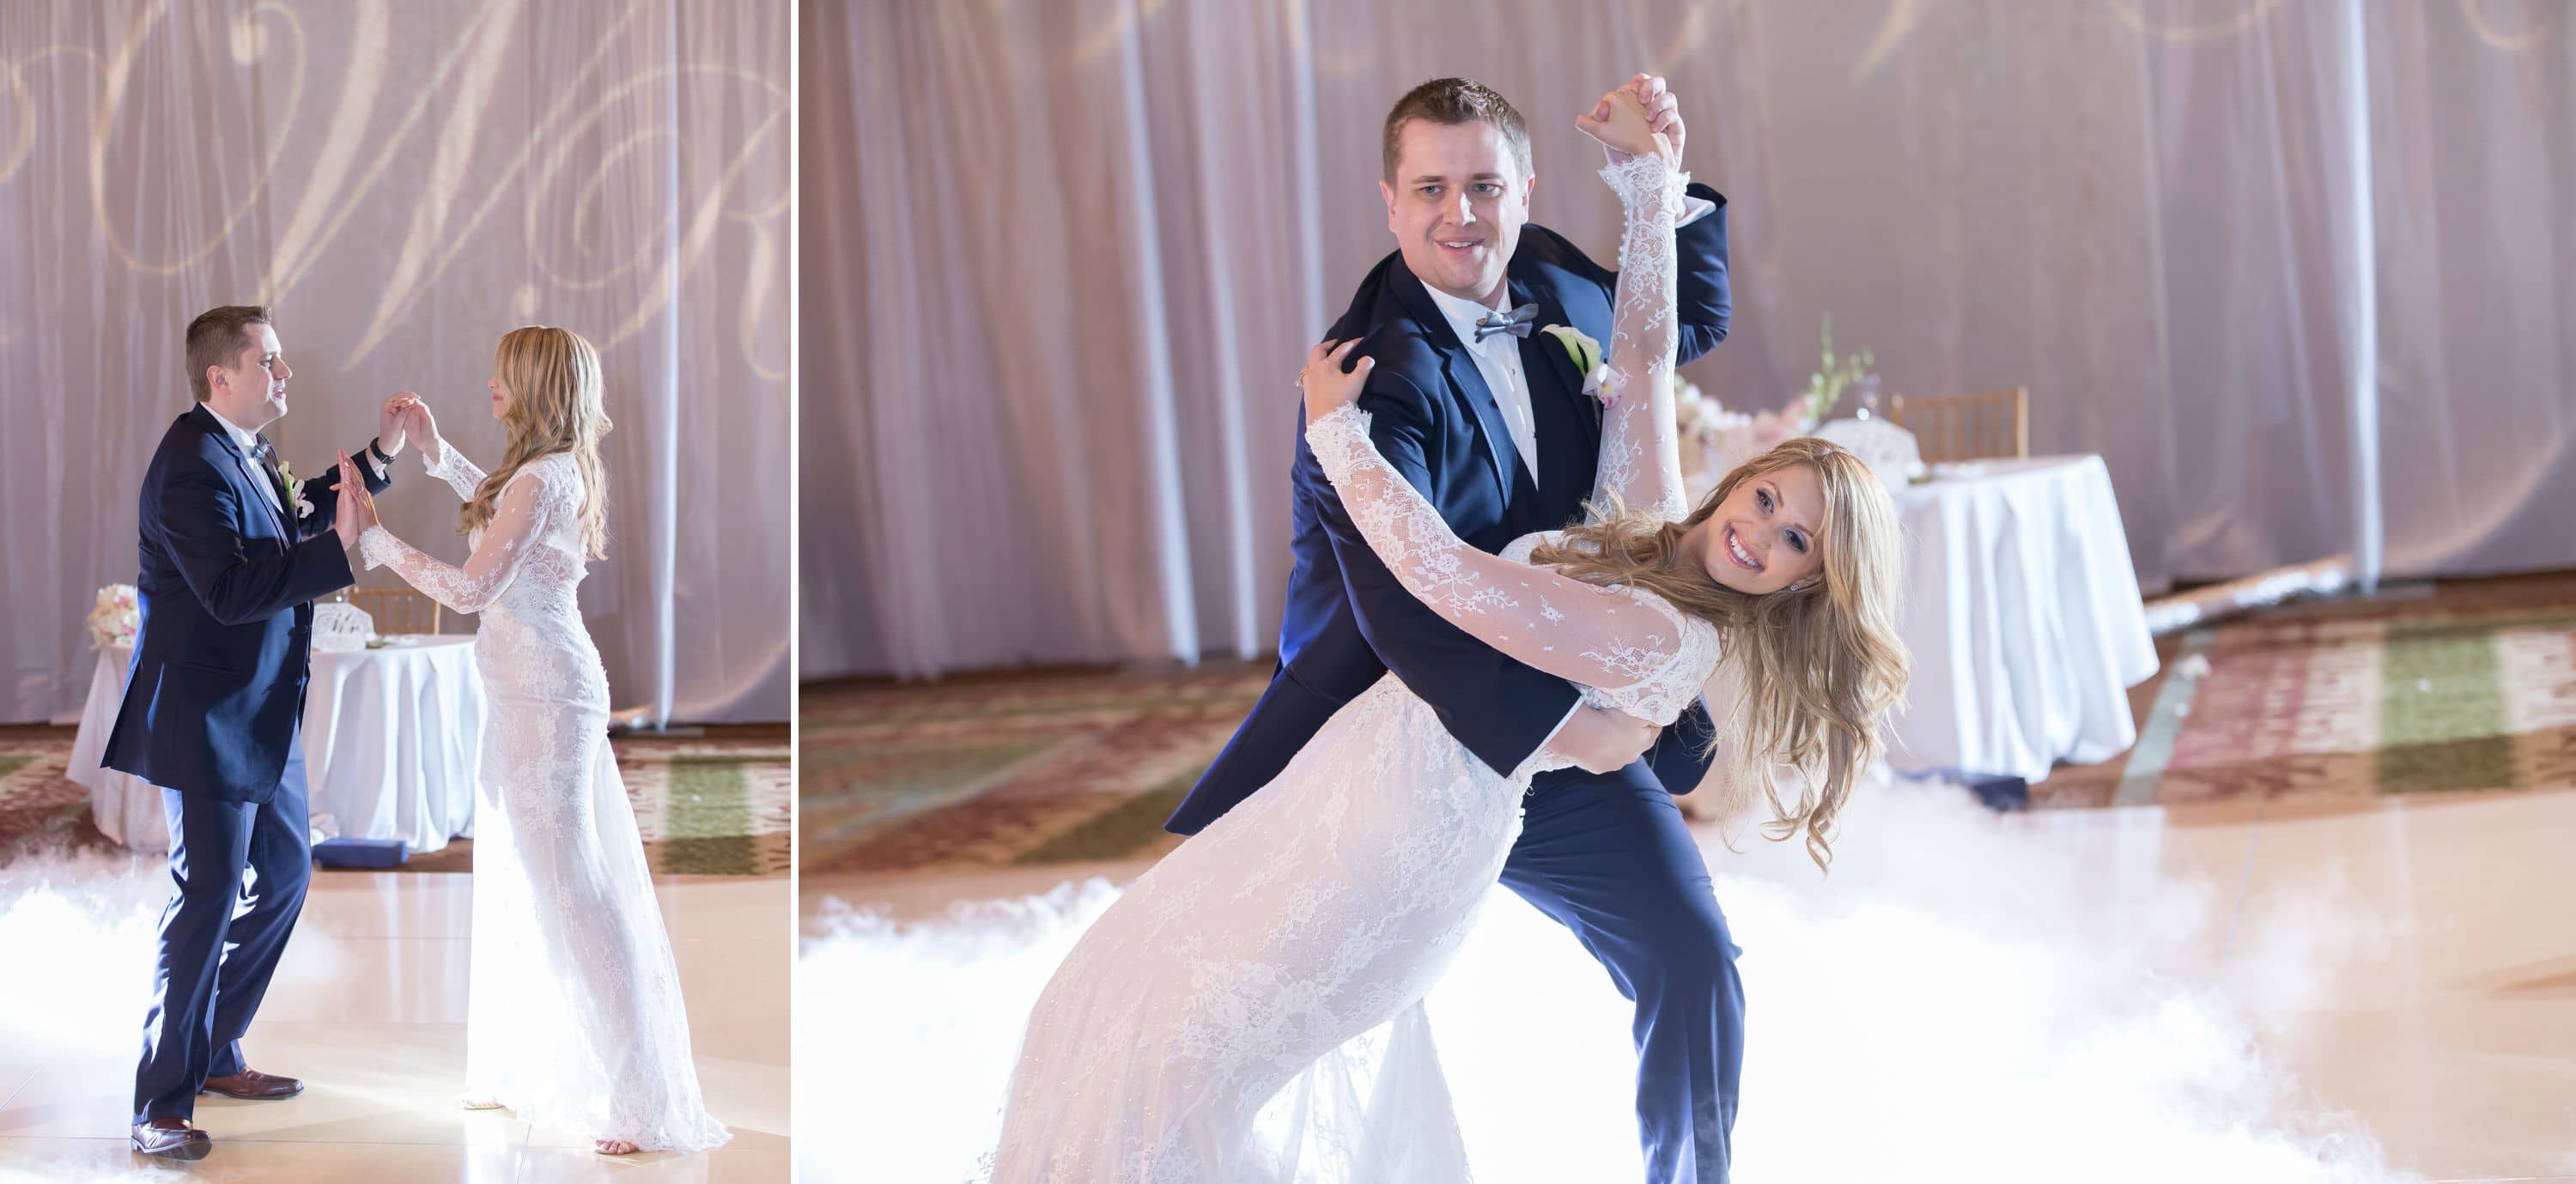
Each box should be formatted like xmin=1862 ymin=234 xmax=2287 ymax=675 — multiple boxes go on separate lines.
xmin=1793 ymin=313 xmax=1874 ymax=428
xmin=1676 ymin=315 xmax=1879 ymax=502
xmin=88 ymin=583 xmax=140 ymax=649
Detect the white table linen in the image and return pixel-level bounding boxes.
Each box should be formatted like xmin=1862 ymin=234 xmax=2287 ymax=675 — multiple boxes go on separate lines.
xmin=67 ymin=637 xmax=485 ymax=853
xmin=1884 ymin=455 xmax=2160 ymax=782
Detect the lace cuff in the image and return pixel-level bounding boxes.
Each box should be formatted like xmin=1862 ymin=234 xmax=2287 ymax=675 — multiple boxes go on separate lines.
xmin=422 ymin=439 xmax=486 ymax=501
xmin=1306 ymin=406 xmax=1375 ymax=511
xmin=358 ymin=525 xmax=400 ymax=571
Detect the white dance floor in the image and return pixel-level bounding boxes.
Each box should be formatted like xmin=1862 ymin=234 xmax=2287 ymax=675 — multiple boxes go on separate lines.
xmin=800 ymin=780 xmax=2576 ymax=1184
xmin=0 ymin=859 xmax=789 ymax=1182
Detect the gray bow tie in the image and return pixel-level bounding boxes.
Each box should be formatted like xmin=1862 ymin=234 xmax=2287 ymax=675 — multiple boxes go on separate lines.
xmin=1473 ymin=302 xmax=1539 ymax=343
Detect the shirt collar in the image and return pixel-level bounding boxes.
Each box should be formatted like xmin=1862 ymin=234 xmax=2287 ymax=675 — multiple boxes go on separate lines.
xmin=203 ymin=404 xmax=263 ymax=454
xmin=1421 ymin=282 xmax=1511 ymax=354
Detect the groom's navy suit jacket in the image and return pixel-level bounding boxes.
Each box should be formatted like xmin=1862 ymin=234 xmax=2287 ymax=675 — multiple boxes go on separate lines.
xmin=102 ymin=404 xmax=392 ymax=804
xmin=1170 ymin=183 xmax=1733 ymax=835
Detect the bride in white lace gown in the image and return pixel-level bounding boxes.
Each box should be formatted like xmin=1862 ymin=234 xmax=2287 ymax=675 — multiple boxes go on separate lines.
xmin=336 ymin=327 xmax=727 ymax=1157
xmin=987 ymin=90 xmax=1906 ymax=1181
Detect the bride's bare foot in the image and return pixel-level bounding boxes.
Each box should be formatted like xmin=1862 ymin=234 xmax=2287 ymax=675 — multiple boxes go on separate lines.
xmin=459 ymin=1096 xmax=504 ymax=1111
xmin=594 ymin=1138 xmax=640 ymax=1156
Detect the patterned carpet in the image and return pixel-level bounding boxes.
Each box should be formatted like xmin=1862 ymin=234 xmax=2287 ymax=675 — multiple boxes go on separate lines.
xmin=798 ymin=665 xmax=1265 ymax=875
xmin=2032 ymin=571 xmax=2576 ymax=809
xmin=802 ymin=572 xmax=2576 ymax=873
xmin=0 ymin=733 xmax=792 ymax=876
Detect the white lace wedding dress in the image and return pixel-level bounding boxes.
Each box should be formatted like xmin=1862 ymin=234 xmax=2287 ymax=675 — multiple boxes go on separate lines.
xmin=360 ymin=447 xmax=727 ymax=1152
xmin=987 ymin=152 xmax=1708 ymax=1182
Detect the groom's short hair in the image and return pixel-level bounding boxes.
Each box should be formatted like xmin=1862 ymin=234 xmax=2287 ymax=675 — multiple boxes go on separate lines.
xmin=185 ymin=306 xmax=270 ymax=403
xmin=1382 ymin=78 xmax=1532 ymax=184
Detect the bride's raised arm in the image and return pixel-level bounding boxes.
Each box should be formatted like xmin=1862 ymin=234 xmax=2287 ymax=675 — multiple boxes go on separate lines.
xmin=346 ymin=455 xmax=562 ymax=616
xmin=1578 ymin=90 xmax=1691 ymax=524
xmin=398 ymin=398 xmax=486 ymax=501
xmin=420 ymin=436 xmax=486 ymax=502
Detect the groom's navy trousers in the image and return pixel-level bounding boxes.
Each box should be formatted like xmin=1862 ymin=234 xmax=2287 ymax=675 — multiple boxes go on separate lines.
xmin=1174 ymin=190 xmax=1743 ymax=1183
xmin=104 ymin=404 xmax=390 ymax=1123
xmin=135 ymin=725 xmax=313 ymax=1123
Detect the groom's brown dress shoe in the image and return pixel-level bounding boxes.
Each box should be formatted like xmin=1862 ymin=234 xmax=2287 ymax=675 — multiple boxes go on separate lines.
xmin=200 ymin=1069 xmax=304 ymax=1100
xmin=130 ymin=1117 xmax=212 ymax=1160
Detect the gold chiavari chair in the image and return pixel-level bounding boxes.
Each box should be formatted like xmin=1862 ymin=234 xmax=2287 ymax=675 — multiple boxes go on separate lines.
xmin=1886 ymin=386 xmax=2029 ymax=464
xmin=343 ymin=587 xmax=442 ymax=636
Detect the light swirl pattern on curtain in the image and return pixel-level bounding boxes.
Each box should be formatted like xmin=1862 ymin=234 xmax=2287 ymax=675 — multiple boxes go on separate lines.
xmin=810 ymin=0 xmax=2574 ymax=682
xmin=83 ymin=3 xmax=313 ymax=276
xmin=2458 ymin=0 xmax=2547 ymax=50
xmin=0 ymin=0 xmax=788 ymax=725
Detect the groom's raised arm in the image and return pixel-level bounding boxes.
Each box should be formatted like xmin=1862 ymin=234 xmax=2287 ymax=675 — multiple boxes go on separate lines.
xmin=1296 ymin=361 xmax=1584 ymax=780
xmin=295 ymin=438 xmax=396 ymax=543
xmin=1671 ymin=184 xmax=1730 ymax=365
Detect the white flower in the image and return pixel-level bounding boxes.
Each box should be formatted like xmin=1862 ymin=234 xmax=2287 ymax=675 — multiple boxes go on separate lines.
xmin=1540 ymin=325 xmax=1609 ymax=403
xmin=276 ymin=460 xmax=312 ymax=518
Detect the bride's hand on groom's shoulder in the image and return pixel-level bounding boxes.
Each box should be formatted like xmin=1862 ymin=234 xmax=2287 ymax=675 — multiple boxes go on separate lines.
xmin=1300 ymin=338 xmax=1373 ymax=425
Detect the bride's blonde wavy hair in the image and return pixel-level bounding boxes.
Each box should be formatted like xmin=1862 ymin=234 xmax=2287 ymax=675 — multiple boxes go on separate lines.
xmin=1530 ymin=438 xmax=1911 ymax=870
xmin=459 ymin=326 xmax=612 ymax=560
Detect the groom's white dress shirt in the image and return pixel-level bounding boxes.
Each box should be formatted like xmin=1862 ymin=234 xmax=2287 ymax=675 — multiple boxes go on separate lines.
xmin=204 ymin=404 xmax=285 ymax=514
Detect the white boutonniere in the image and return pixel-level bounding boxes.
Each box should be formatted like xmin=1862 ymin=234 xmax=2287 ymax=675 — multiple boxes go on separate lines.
xmin=277 ymin=460 xmax=313 ymax=519
xmin=1540 ymin=325 xmax=1615 ymax=405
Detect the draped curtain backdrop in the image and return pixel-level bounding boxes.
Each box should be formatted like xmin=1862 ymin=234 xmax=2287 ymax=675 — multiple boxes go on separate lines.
xmin=2 ymin=0 xmax=791 ymax=723
xmin=810 ymin=0 xmax=2573 ymax=681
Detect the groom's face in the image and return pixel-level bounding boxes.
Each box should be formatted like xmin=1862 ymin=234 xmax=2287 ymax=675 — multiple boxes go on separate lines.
xmin=1381 ymin=119 xmax=1532 ymax=307
xmin=209 ymin=324 xmax=292 ymax=428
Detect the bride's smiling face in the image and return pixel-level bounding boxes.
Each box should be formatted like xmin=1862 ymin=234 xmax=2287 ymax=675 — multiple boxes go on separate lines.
xmin=487 ymin=370 xmax=511 ymax=420
xmin=1682 ymin=462 xmax=1826 ymax=595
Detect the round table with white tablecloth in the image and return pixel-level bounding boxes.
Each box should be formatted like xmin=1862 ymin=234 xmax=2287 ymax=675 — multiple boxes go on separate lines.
xmin=1883 ymin=455 xmax=2159 ymax=783
xmin=65 ymin=636 xmax=485 ymax=853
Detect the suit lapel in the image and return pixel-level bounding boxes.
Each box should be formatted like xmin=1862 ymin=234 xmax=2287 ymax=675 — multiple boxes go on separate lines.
xmin=235 ymin=446 xmax=291 ymax=538
xmin=1394 ymin=266 xmax=1524 ymax=502
xmin=193 ymin=408 xmax=291 ymax=539
xmin=247 ymin=435 xmax=295 ymax=537
xmin=1514 ymin=284 xmax=1601 ymax=448
xmin=1512 ymin=282 xmax=1605 ymax=516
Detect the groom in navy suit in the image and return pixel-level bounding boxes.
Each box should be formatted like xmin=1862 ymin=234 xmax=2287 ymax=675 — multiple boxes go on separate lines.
xmin=1170 ymin=76 xmax=1741 ymax=1181
xmin=103 ymin=306 xmax=407 ymax=1160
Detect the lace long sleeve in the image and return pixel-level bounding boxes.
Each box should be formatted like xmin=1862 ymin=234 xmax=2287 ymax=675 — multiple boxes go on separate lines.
xmin=420 ymin=437 xmax=489 ymax=501
xmin=1307 ymin=404 xmax=1701 ymax=718
xmin=1589 ymin=153 xmax=1692 ymax=524
xmin=358 ymin=464 xmax=556 ymax=614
